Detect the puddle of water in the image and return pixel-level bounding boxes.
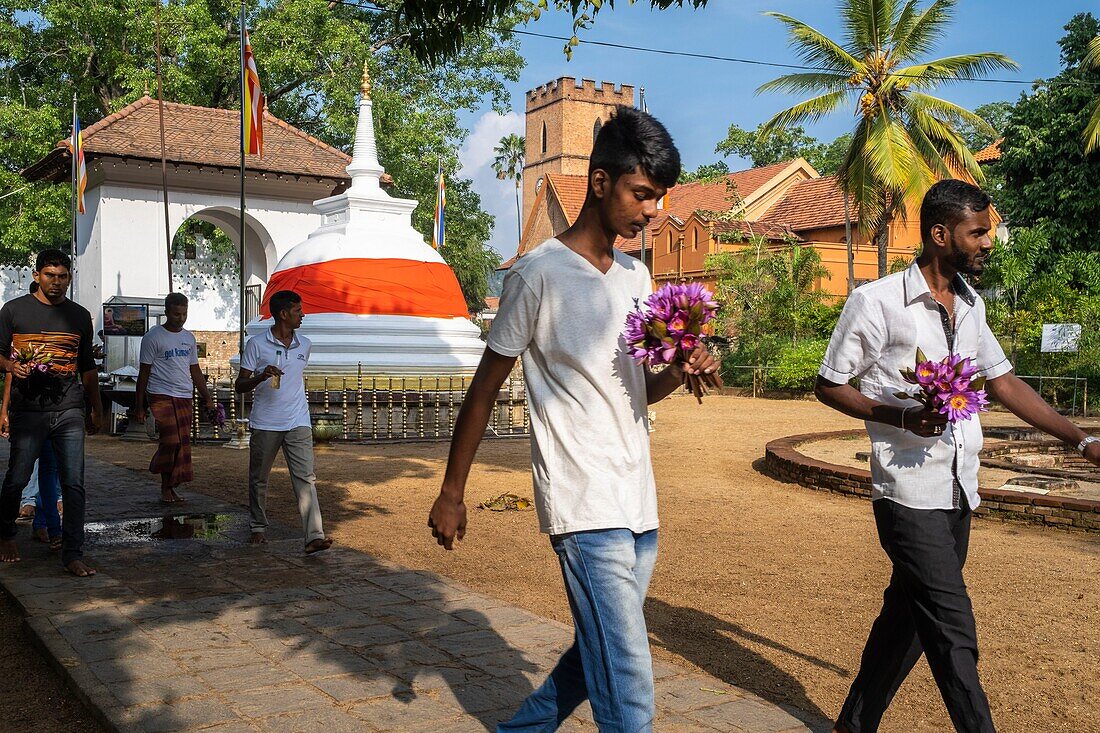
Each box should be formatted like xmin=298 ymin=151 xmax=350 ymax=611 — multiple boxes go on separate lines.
xmin=85 ymin=513 xmax=248 ymax=546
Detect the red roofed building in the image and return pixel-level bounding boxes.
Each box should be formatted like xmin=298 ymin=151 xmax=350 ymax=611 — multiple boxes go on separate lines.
xmin=507 ymin=76 xmax=1001 ymax=297
xmin=19 ymin=94 xmax=396 ymax=369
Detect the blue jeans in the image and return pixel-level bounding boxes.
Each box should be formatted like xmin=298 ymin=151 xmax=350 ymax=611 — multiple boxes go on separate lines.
xmin=32 ymin=444 xmax=62 ymax=539
xmin=19 ymin=460 xmax=39 ymax=507
xmin=498 ymin=528 xmax=658 ymax=733
xmin=1 ymin=409 xmax=87 ymax=565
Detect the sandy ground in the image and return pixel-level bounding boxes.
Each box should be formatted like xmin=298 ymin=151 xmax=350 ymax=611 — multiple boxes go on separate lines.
xmin=55 ymin=397 xmax=1100 ymax=731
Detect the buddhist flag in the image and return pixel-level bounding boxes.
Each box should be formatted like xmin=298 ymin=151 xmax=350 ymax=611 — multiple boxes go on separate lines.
xmin=243 ymin=30 xmax=264 ymax=157
xmin=71 ymin=114 xmax=87 ymax=214
xmin=432 ymin=169 xmax=445 ymax=250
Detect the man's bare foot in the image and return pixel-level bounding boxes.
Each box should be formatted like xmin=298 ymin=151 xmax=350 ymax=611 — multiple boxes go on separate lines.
xmin=17 ymin=505 xmax=34 ymax=523
xmin=305 ymin=537 xmax=333 ymax=554
xmin=0 ymin=539 xmax=19 ymax=562
xmin=33 ymin=528 xmax=49 ymax=543
xmin=65 ymin=559 xmax=96 ymax=577
xmin=160 ymin=488 xmax=185 ymax=504
xmin=249 ymin=532 xmax=267 ymax=545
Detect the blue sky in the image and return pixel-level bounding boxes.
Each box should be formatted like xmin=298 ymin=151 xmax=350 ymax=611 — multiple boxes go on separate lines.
xmin=458 ymin=0 xmax=1090 ymax=258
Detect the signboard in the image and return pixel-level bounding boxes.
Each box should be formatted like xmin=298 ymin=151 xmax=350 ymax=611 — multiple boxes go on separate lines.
xmin=1040 ymin=323 xmax=1082 ymax=353
xmin=102 ymin=304 xmax=148 ymax=337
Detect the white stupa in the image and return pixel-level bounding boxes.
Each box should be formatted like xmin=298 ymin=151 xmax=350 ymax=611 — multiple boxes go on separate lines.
xmin=243 ymin=63 xmax=485 ymax=375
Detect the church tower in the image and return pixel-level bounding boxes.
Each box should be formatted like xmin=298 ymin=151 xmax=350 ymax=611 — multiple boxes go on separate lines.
xmin=522 ymin=77 xmax=635 ymax=222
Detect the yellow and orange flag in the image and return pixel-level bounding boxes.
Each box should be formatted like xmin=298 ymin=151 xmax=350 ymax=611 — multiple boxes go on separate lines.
xmin=243 ymin=30 xmax=264 ymax=157
xmin=71 ymin=114 xmax=87 ymax=214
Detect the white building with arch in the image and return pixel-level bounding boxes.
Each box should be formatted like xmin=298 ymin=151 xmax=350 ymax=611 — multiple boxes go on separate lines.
xmin=19 ymin=96 xmax=363 ymax=362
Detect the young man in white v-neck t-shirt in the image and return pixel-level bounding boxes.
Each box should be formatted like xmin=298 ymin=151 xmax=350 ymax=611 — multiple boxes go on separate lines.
xmin=428 ymin=106 xmax=718 ymax=733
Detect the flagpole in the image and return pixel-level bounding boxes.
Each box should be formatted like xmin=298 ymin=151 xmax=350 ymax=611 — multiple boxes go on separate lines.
xmin=155 ymin=0 xmax=174 ymax=293
xmin=70 ymin=92 xmax=78 ymax=299
xmin=638 ymin=86 xmax=647 ymax=272
xmin=238 ymin=1 xmax=247 ymax=363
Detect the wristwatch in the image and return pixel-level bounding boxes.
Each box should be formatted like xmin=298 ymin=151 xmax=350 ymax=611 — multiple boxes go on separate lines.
xmin=1078 ymin=435 xmax=1099 ymax=456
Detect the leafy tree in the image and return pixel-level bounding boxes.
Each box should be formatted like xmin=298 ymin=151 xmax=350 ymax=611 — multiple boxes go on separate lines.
xmin=396 ymin=0 xmax=709 ymax=62
xmin=0 ymin=0 xmax=519 ymax=305
xmin=492 ymin=133 xmax=525 ymax=248
xmin=715 ymin=123 xmax=820 ymax=167
xmin=982 ymin=223 xmax=1100 ymax=406
xmin=706 ymin=242 xmax=835 ymax=388
xmin=713 ymin=122 xmax=850 ymax=176
xmin=979 ymin=226 xmax=1049 ymax=363
xmin=678 ymin=161 xmax=729 ymax=184
xmin=815 ymin=133 xmax=852 ymax=177
xmin=958 ymin=100 xmax=1013 ymax=151
xmin=758 ymin=0 xmax=1016 ymax=278
xmin=998 ymin=13 xmax=1100 ymax=263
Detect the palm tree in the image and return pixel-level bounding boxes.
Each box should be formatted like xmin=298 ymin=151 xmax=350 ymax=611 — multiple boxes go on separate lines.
xmin=758 ymin=0 xmax=1017 ymax=278
xmin=492 ymin=134 xmax=525 ymax=248
xmin=1084 ymin=34 xmax=1100 ymax=153
xmin=764 ymin=245 xmax=831 ymax=343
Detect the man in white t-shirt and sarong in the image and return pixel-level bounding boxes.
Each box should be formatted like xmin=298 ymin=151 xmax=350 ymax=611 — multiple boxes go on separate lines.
xmin=429 ymin=106 xmax=717 ymax=733
xmin=236 ymin=290 xmax=332 ymax=555
xmin=135 ymin=293 xmax=214 ymax=504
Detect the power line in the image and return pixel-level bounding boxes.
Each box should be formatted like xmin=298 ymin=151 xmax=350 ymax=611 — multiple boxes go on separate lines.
xmin=323 ymin=0 xmax=1100 ymax=88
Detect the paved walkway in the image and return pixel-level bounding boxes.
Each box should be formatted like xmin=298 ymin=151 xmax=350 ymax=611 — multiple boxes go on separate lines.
xmin=0 ymin=443 xmax=817 ymax=733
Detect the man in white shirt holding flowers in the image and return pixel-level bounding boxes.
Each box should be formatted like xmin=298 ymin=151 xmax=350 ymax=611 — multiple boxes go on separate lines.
xmin=428 ymin=106 xmax=717 ymax=733
xmin=816 ymin=179 xmax=1100 ymax=733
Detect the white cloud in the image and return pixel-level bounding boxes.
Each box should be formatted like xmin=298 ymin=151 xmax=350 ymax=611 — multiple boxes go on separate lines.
xmin=459 ymin=111 xmax=524 ymax=260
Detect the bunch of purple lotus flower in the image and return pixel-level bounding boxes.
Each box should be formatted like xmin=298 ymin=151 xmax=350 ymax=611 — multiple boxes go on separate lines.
xmin=11 ymin=344 xmax=52 ymax=374
xmin=209 ymin=403 xmax=227 ymax=429
xmin=623 ymin=282 xmax=723 ymax=402
xmin=896 ymin=349 xmax=989 ymax=423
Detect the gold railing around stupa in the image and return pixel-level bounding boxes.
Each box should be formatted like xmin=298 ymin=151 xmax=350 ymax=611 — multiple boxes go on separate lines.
xmin=168 ymin=366 xmax=529 ymax=443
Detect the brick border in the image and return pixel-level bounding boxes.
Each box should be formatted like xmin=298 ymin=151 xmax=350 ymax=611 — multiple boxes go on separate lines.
xmin=763 ymin=430 xmax=1100 ymax=533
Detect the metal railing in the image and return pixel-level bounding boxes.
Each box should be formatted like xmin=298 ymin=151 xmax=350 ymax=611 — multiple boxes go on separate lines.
xmin=169 ymin=367 xmax=530 ymax=443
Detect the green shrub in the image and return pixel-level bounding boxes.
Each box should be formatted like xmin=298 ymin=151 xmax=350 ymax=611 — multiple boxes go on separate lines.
xmin=769 ymin=339 xmax=829 ymax=391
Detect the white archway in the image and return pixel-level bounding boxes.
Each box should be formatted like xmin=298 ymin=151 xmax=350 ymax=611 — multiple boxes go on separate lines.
xmin=73 ymin=161 xmax=325 ymax=334
xmin=168 ymin=208 xmax=278 ymax=331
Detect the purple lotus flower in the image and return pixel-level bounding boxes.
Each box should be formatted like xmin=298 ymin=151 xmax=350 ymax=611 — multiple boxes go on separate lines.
xmin=896 ymin=350 xmax=989 ymax=424
xmin=623 ymin=283 xmax=718 ymax=367
xmin=913 ymin=360 xmax=939 ymax=387
xmin=939 ymin=389 xmax=989 ymax=422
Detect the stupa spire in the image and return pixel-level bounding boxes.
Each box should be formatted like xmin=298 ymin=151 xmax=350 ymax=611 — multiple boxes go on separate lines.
xmin=346 ymin=59 xmax=384 ymax=192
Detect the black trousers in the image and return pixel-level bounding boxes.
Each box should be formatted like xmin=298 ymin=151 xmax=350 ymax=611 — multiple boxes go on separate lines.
xmin=837 ymin=496 xmax=995 ymax=733
xmin=0 ymin=408 xmax=87 ymax=566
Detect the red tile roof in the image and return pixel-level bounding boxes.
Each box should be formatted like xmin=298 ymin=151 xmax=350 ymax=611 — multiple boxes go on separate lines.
xmin=975 ymin=139 xmax=1002 ymax=163
xmin=761 ymin=176 xmax=854 ymax=232
xmin=545 ymin=173 xmax=588 ymax=222
xmin=618 ymin=160 xmax=796 ymax=255
xmin=709 ymin=219 xmax=801 ymax=242
xmin=22 ymin=95 xmax=361 ymax=183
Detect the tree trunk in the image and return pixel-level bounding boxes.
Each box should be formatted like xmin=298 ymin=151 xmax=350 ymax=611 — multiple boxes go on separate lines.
xmin=844 ymin=195 xmax=854 ymax=293
xmin=876 ymin=224 xmax=889 ymax=279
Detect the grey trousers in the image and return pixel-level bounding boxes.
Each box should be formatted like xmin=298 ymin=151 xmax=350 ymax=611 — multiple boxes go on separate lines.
xmin=248 ymin=426 xmax=325 ymax=544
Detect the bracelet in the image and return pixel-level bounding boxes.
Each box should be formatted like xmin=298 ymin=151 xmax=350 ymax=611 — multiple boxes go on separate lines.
xmin=899 ymin=406 xmax=914 ymax=430
xmin=1078 ymin=435 xmax=1099 ymax=456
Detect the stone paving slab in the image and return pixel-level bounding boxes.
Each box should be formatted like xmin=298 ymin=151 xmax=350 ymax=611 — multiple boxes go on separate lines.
xmin=0 ymin=443 xmax=819 ymax=732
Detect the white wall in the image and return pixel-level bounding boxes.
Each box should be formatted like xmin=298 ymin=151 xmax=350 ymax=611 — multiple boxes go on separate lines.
xmin=77 ymin=174 xmax=323 ymax=333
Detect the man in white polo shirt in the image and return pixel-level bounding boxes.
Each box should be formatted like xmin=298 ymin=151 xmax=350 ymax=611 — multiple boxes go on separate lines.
xmin=816 ymin=180 xmax=1100 ymax=733
xmin=235 ymin=290 xmax=331 ymax=554
xmin=136 ymin=293 xmax=215 ymax=504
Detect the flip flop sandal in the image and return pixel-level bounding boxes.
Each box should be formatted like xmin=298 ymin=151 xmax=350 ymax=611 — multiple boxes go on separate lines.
xmin=49 ymin=536 xmax=62 ymax=551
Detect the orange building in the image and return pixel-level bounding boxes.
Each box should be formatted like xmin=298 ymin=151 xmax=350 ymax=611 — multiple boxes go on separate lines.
xmin=504 ymin=76 xmax=1001 ymax=298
